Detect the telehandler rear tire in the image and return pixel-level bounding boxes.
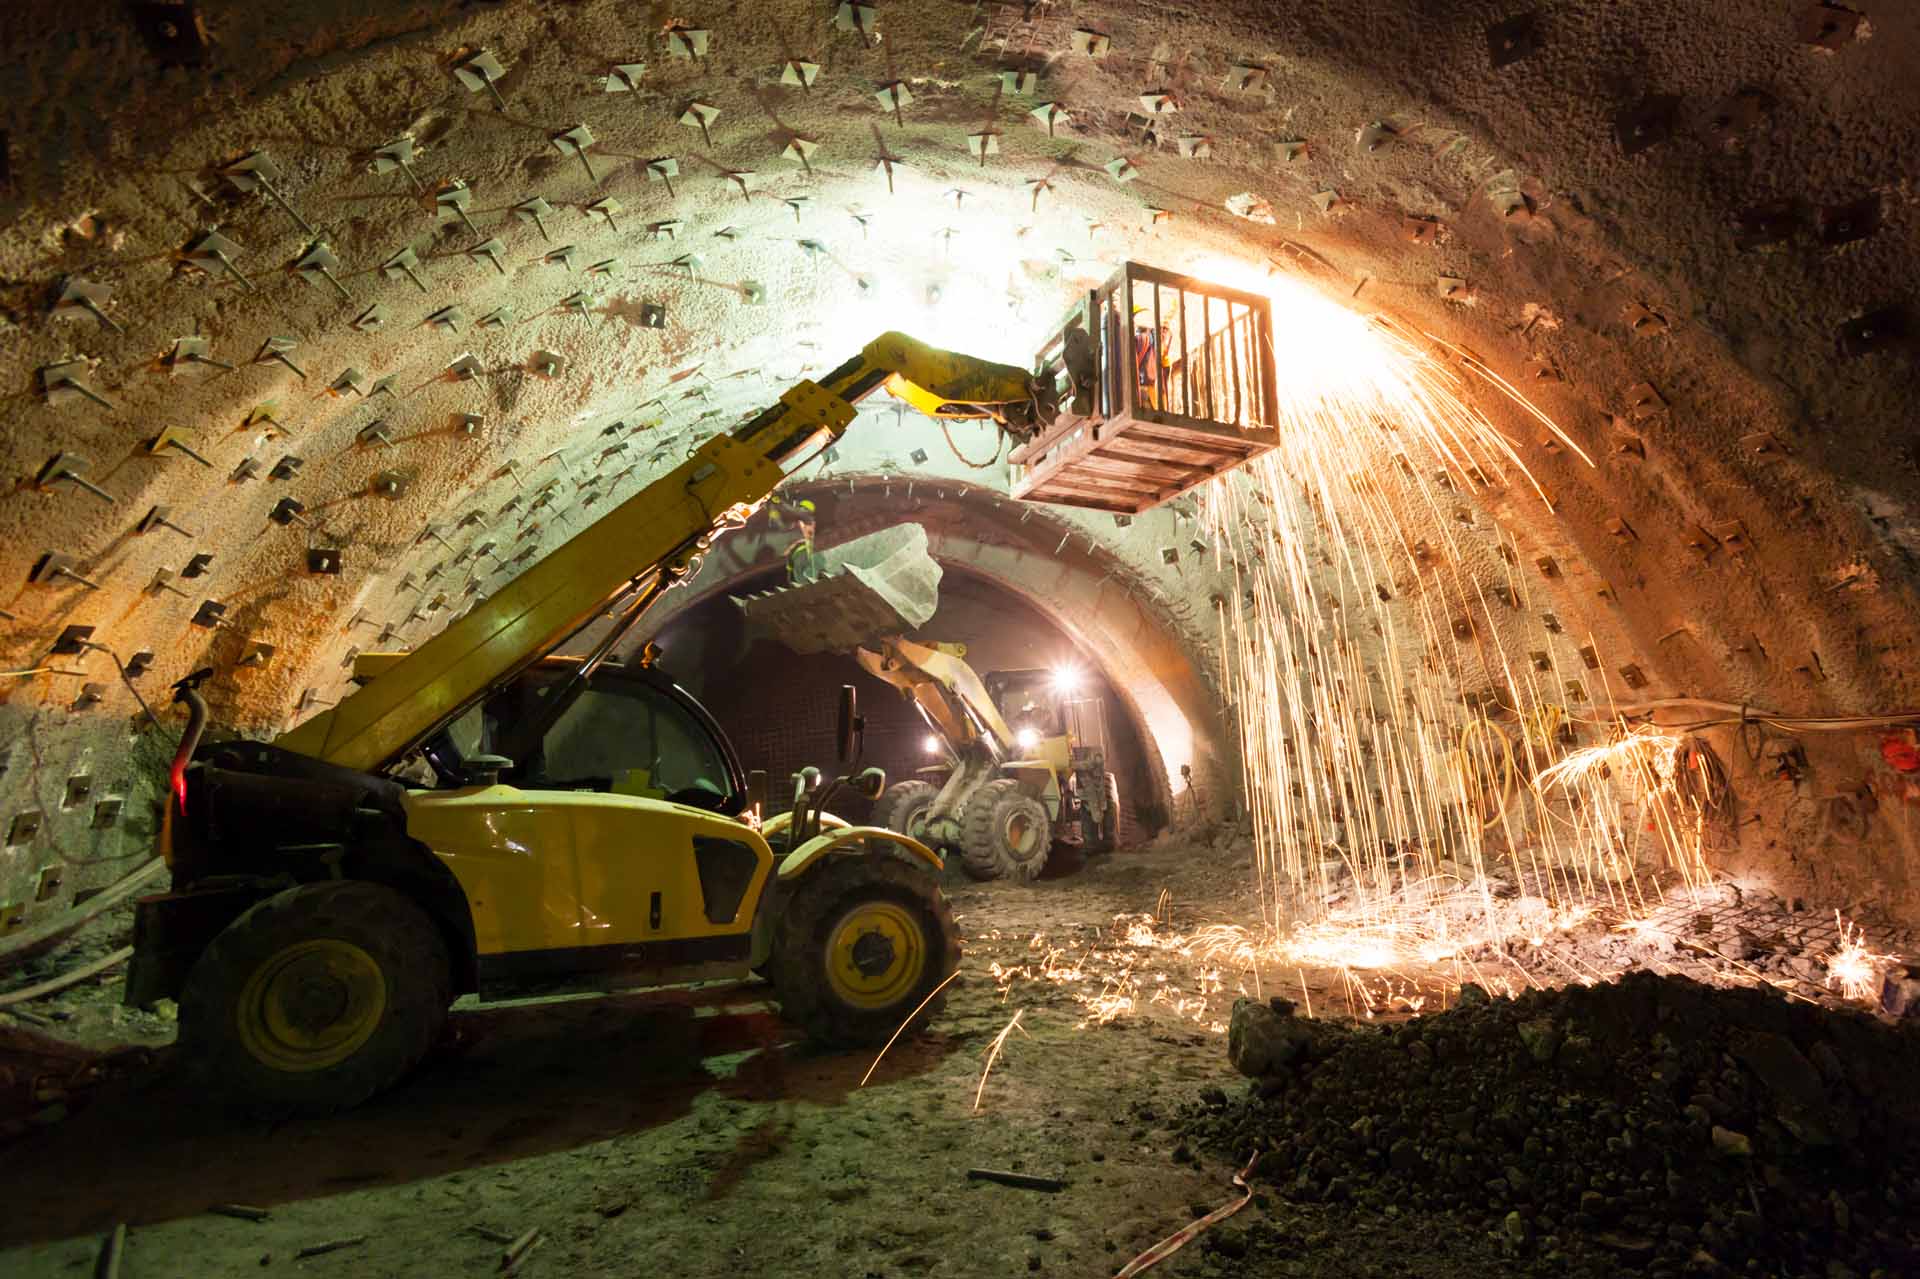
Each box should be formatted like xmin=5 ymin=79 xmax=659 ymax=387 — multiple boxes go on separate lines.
xmin=770 ymin=854 xmax=960 ymax=1045
xmin=179 ymin=881 xmax=451 ymax=1114
xmin=959 ymin=779 xmax=1052 ymax=881
xmin=872 ymin=779 xmax=938 ymax=842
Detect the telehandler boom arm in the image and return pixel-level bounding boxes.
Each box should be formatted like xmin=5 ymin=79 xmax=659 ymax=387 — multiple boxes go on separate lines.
xmin=275 ymin=334 xmax=1049 ymax=774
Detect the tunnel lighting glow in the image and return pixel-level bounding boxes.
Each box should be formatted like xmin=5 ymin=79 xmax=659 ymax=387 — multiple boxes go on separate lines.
xmin=1016 ymin=727 xmax=1041 ymax=751
xmin=923 ymin=734 xmax=942 ymax=754
xmin=1050 ymin=664 xmax=1083 ymax=695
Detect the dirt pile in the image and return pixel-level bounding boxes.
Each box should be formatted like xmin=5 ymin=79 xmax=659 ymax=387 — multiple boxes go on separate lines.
xmin=1184 ymin=973 xmax=1920 ymax=1278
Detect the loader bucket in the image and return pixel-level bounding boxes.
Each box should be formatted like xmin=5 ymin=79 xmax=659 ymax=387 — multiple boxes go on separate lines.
xmin=734 ymin=522 xmax=943 ymax=654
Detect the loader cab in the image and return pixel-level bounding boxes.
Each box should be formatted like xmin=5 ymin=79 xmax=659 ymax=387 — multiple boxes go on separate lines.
xmin=983 ymin=668 xmax=1111 ymax=768
xmin=413 ymin=656 xmax=749 ymax=817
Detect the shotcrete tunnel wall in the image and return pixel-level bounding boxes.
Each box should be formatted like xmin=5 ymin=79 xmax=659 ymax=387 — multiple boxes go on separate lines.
xmin=0 ymin=1 xmax=1915 ymax=932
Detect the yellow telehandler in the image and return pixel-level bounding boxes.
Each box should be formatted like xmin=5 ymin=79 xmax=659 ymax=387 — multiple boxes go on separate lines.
xmin=125 ymin=334 xmax=1055 ymax=1111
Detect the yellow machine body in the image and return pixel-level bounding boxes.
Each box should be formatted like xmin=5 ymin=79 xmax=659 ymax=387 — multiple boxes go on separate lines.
xmin=401 ymin=786 xmax=775 ymax=957
xmin=398 ymin=786 xmax=940 ymax=966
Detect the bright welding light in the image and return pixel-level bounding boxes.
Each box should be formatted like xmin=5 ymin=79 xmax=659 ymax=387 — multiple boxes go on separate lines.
xmin=1050 ymin=664 xmax=1083 ymax=695
xmin=923 ymin=734 xmax=942 ymax=754
xmin=1016 ymin=727 xmax=1041 ymax=751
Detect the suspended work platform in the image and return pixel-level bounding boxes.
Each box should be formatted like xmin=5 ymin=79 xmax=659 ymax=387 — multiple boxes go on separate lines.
xmin=1013 ymin=262 xmax=1280 ymax=514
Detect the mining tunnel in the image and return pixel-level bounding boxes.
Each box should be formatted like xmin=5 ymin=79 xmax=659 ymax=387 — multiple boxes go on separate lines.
xmin=2 ymin=2 xmax=1919 ymax=1276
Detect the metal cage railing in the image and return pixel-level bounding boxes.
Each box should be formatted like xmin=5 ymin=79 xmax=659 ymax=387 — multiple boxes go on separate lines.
xmin=1015 ymin=262 xmax=1280 ymax=513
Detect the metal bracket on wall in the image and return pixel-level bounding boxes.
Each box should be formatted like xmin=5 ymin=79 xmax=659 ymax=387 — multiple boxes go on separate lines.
xmin=605 ymin=62 xmax=647 ymax=92
xmin=436 ymin=181 xmax=480 ymax=238
xmin=645 ymin=158 xmax=680 ymax=199
xmin=664 ymin=26 xmax=709 ymax=61
xmin=293 ymin=241 xmax=352 ymax=300
xmin=184 ymin=229 xmax=252 ymax=290
xmin=36 ymin=452 xmax=114 ymax=503
xmin=168 ymin=335 xmax=233 ymax=373
xmin=255 ymin=336 xmax=305 ymax=378
xmin=30 ymin=552 xmax=101 ymax=591
xmin=468 ymin=238 xmax=508 ymax=276
xmin=147 ymin=425 xmax=212 ymax=466
xmin=40 ymin=362 xmax=115 ymax=410
xmin=139 ymin=506 xmax=195 ymax=537
xmin=52 ymin=277 xmax=124 ymax=334
xmin=381 ymin=246 xmax=428 ymax=293
xmin=514 ymin=197 xmax=555 ymax=242
xmin=371 ymin=136 xmax=425 ymax=192
xmin=219 ymin=152 xmax=314 ymax=236
xmin=552 ymin=126 xmax=602 ymax=183
xmin=452 ymin=49 xmax=510 ymax=110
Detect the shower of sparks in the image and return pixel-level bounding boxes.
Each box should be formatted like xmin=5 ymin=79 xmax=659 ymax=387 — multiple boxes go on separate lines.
xmin=1823 ymin=912 xmax=1894 ymax=1003
xmin=1532 ymin=727 xmax=1686 ymax=795
xmin=1183 ymin=260 xmax=1722 ymax=966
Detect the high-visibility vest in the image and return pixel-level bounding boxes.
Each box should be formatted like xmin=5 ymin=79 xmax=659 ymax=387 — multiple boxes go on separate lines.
xmin=786 ymin=537 xmax=816 ymax=583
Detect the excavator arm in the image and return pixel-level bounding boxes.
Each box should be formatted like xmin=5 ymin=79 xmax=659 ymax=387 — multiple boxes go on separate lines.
xmin=275 ymin=334 xmax=1050 ymax=774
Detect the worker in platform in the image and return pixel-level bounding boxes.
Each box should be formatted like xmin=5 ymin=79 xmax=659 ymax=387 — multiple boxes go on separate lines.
xmin=785 ymin=508 xmax=818 ymax=585
xmin=1132 ymin=305 xmax=1170 ymax=411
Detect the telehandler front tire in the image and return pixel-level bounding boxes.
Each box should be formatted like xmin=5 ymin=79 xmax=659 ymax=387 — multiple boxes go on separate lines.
xmin=179 ymin=881 xmax=451 ymax=1114
xmin=770 ymin=855 xmax=960 ymax=1045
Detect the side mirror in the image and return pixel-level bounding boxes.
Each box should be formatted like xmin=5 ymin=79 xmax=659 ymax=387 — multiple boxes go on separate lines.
xmin=746 ymin=769 xmax=768 ymax=816
xmin=853 ymin=766 xmax=887 ymax=801
xmin=836 ymin=684 xmax=863 ymax=763
xmin=466 ymin=754 xmax=513 ymax=786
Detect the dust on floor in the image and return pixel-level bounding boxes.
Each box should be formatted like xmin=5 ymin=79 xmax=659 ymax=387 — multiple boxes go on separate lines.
xmin=0 ymin=839 xmax=1262 ymax=1279
xmin=4 ymin=832 xmax=1914 ymax=1278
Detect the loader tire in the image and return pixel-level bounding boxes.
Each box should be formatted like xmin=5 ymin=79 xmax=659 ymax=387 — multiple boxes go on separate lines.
xmin=959 ymin=778 xmax=1052 ymax=881
xmin=179 ymin=881 xmax=451 ymax=1114
xmin=770 ymin=854 xmax=960 ymax=1044
xmin=871 ymin=780 xmax=938 ymax=843
xmin=1080 ymin=772 xmax=1120 ymax=854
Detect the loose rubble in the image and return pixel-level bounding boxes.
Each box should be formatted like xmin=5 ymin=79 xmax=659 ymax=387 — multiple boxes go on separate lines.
xmin=1186 ymin=972 xmax=1920 ymax=1278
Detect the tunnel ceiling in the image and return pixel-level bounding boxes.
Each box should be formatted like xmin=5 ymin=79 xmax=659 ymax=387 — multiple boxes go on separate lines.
xmin=2 ymin=1 xmax=1918 ymax=915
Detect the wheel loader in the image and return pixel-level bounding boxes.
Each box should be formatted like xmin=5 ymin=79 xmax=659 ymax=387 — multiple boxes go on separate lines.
xmin=124 ymin=333 xmax=1060 ymax=1112
xmin=733 ymin=525 xmax=1121 ymax=881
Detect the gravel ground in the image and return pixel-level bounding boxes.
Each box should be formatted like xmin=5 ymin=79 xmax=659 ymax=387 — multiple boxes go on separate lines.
xmin=1184 ymin=972 xmax=1920 ymax=1279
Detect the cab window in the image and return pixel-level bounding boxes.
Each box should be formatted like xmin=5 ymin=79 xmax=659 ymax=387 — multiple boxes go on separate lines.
xmin=522 ymin=679 xmax=735 ymax=809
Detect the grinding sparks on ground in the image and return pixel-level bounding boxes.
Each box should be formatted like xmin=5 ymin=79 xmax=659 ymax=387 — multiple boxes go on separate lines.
xmin=858 ymin=967 xmax=964 ymax=1088
xmin=1824 ymin=912 xmax=1895 ymax=1003
xmin=972 ymin=1009 xmax=1028 ymax=1114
